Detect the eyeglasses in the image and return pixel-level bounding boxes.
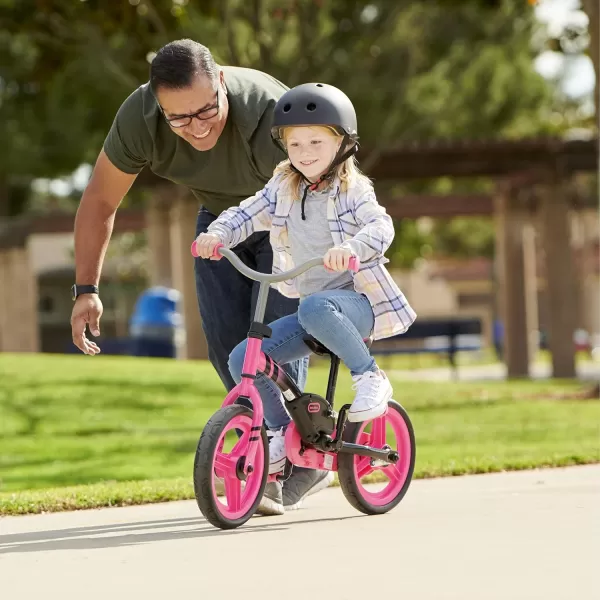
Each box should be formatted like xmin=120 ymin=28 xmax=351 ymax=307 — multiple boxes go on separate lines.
xmin=162 ymin=90 xmax=220 ymax=128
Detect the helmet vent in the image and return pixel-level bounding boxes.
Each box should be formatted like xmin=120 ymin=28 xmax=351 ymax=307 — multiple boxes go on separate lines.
xmin=283 ymin=103 xmax=292 ymax=113
xmin=316 ymin=83 xmax=324 ymax=87
xmin=306 ymin=102 xmax=317 ymax=111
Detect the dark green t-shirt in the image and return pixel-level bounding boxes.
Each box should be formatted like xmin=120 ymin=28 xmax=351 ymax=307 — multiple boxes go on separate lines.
xmin=103 ymin=66 xmax=288 ymax=215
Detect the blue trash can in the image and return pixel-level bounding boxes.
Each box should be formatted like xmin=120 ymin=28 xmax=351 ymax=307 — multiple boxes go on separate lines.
xmin=129 ymin=287 xmax=184 ymax=358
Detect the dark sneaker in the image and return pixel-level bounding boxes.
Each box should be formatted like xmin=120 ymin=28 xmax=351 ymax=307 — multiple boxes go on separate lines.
xmin=282 ymin=468 xmax=334 ymax=510
xmin=215 ymin=477 xmax=284 ymax=516
xmin=255 ymin=481 xmax=285 ymax=516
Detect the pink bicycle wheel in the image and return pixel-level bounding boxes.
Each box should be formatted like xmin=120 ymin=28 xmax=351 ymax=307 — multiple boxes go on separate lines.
xmin=194 ymin=405 xmax=268 ymax=529
xmin=337 ymin=400 xmax=415 ymax=515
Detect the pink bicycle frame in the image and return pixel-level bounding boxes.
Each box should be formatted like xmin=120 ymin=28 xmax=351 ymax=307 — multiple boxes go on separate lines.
xmin=221 ymin=340 xmax=267 ymax=471
xmin=191 ymin=240 xmax=359 ymax=477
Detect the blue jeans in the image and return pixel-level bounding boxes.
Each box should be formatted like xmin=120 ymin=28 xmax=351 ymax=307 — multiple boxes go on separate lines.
xmin=229 ymin=289 xmax=376 ymax=429
xmin=195 ymin=207 xmax=308 ymax=394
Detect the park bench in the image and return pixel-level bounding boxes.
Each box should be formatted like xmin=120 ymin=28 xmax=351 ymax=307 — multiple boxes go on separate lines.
xmin=370 ymin=317 xmax=483 ymax=378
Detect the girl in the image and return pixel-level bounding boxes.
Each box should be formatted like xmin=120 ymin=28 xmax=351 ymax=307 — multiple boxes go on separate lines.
xmin=194 ymin=82 xmax=416 ymax=475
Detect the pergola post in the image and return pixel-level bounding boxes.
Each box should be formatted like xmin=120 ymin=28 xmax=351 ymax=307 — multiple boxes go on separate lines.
xmin=494 ymin=183 xmax=530 ymax=377
xmin=522 ymin=219 xmax=539 ymax=364
xmin=539 ymin=173 xmax=577 ymax=378
xmin=170 ymin=192 xmax=208 ymax=360
xmin=146 ymin=191 xmax=173 ymax=288
xmin=0 ymin=245 xmax=39 ymax=352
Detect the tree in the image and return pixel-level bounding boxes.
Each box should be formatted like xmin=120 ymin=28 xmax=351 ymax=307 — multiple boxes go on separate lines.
xmin=0 ymin=0 xmax=188 ymax=215
xmin=0 ymin=0 xmax=564 ymax=266
xmin=581 ymin=0 xmax=598 ymax=131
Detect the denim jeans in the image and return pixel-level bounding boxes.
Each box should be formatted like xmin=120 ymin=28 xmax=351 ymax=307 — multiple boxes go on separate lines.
xmin=195 ymin=207 xmax=308 ymax=394
xmin=229 ymin=289 xmax=376 ymax=429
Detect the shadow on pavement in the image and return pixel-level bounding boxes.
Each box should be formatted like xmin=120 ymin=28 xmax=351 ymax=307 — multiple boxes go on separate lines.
xmin=0 ymin=513 xmax=365 ymax=554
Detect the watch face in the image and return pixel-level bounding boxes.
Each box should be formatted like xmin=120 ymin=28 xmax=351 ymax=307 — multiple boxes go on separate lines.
xmin=71 ymin=284 xmax=77 ymax=301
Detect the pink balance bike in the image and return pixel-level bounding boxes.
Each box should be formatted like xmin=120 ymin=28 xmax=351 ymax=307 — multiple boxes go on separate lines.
xmin=190 ymin=242 xmax=416 ymax=530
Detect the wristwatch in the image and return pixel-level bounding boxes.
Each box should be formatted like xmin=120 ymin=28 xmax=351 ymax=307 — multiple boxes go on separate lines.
xmin=71 ymin=284 xmax=99 ymax=301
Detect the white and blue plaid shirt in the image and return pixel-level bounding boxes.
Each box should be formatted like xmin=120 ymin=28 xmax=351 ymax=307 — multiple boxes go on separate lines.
xmin=207 ymin=173 xmax=417 ymax=340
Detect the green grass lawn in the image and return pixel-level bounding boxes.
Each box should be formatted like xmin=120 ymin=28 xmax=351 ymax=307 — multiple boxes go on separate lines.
xmin=0 ymin=353 xmax=598 ymax=515
xmin=371 ymin=347 xmax=594 ymax=372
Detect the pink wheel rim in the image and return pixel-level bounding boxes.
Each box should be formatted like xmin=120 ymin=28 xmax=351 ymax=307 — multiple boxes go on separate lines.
xmin=352 ymin=408 xmax=412 ymax=506
xmin=211 ymin=414 xmax=264 ymax=519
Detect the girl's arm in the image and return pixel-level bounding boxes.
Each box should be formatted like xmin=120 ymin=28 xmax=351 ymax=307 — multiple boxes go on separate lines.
xmin=206 ymin=175 xmax=279 ymax=247
xmin=339 ymin=188 xmax=395 ymax=262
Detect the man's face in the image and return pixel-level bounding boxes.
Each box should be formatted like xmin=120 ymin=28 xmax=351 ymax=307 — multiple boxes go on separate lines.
xmin=156 ymin=71 xmax=229 ymax=151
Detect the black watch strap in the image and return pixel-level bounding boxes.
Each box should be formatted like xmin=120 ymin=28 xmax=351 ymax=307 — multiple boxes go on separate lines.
xmin=71 ymin=284 xmax=99 ymax=301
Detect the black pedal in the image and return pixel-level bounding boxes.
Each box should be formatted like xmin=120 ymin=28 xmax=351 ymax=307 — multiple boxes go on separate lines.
xmin=334 ymin=404 xmax=351 ymax=447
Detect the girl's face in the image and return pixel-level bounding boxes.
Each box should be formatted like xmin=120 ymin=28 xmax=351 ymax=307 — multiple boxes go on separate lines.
xmin=284 ymin=127 xmax=342 ymax=182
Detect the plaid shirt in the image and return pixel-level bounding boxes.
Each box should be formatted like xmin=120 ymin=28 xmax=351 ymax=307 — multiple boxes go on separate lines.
xmin=207 ymin=173 xmax=417 ymax=340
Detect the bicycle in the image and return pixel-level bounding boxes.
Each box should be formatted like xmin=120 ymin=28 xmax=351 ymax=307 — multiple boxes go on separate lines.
xmin=190 ymin=241 xmax=416 ymax=530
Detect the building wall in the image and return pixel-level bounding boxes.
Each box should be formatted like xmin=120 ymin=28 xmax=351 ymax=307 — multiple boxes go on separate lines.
xmin=0 ymin=246 xmax=39 ymax=352
xmin=28 ymin=233 xmax=75 ymax=274
xmin=390 ymin=263 xmax=493 ymax=345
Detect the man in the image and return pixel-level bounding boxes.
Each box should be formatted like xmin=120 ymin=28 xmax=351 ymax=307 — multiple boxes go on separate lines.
xmin=70 ymin=39 xmax=333 ymax=514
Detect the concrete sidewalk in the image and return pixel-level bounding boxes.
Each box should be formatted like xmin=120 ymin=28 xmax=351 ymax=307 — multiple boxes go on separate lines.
xmin=1 ymin=465 xmax=598 ymax=600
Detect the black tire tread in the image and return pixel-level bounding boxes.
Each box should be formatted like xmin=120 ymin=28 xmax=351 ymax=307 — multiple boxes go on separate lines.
xmin=337 ymin=400 xmax=416 ymax=515
xmin=193 ymin=405 xmax=268 ymax=529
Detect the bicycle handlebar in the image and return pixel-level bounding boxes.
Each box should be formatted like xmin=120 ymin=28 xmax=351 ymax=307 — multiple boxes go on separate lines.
xmin=190 ymin=241 xmax=359 ymax=284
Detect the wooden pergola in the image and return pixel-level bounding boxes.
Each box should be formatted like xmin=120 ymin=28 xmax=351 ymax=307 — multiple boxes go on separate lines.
xmin=362 ymin=137 xmax=596 ymax=178
xmin=138 ymin=135 xmax=599 ymax=376
xmin=362 ymin=136 xmax=598 ymax=379
xmin=1 ymin=136 xmax=597 ymax=378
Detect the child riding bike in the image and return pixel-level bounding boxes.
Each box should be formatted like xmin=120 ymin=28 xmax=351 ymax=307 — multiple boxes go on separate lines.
xmin=194 ymin=82 xmax=416 ymax=481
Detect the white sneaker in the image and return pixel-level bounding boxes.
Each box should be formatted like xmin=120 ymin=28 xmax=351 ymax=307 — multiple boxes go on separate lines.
xmin=267 ymin=428 xmax=287 ymax=474
xmin=347 ymin=369 xmax=392 ymax=422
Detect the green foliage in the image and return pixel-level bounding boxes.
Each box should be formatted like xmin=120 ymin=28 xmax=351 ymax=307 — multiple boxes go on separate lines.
xmin=1 ymin=1 xmax=554 ymax=177
xmin=0 ymin=0 xmax=569 ymax=262
xmin=389 ymin=219 xmax=433 ymax=269
xmin=432 ymin=217 xmax=495 ymax=259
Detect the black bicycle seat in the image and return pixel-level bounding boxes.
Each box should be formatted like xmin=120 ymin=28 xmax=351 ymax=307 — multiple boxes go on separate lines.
xmin=303 ymin=335 xmax=373 ymax=356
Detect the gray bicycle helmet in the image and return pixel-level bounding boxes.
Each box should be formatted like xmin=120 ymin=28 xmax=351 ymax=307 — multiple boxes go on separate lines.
xmin=271 ymin=82 xmax=358 ymax=142
xmin=271 ymin=83 xmax=360 ymax=220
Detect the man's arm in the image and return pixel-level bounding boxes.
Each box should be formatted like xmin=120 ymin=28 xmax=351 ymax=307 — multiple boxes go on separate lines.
xmin=71 ymin=150 xmax=138 ymax=354
xmin=74 ymin=149 xmax=137 ymax=284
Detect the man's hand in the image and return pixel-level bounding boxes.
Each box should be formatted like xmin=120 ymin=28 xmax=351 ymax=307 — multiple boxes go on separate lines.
xmin=194 ymin=233 xmax=223 ymax=259
xmin=324 ymin=246 xmax=354 ymax=271
xmin=71 ymin=149 xmax=136 ymax=356
xmin=71 ymin=294 xmax=103 ymax=355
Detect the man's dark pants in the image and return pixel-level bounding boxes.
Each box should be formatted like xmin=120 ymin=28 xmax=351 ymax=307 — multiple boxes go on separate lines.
xmin=194 ymin=207 xmax=308 ymax=397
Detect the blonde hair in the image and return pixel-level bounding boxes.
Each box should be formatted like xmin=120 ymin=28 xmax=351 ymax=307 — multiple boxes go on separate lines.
xmin=274 ymin=126 xmax=371 ymax=198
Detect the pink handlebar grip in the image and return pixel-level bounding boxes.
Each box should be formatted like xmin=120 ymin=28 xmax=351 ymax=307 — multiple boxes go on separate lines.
xmin=190 ymin=241 xmax=224 ymax=259
xmin=348 ymin=256 xmax=360 ymax=272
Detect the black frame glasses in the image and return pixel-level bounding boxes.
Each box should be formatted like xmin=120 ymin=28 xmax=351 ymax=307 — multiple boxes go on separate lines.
xmin=162 ymin=89 xmax=220 ymax=128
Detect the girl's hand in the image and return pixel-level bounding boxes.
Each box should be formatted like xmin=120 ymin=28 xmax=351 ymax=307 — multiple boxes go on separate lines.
xmin=324 ymin=247 xmax=354 ymax=272
xmin=194 ymin=233 xmax=222 ymax=259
